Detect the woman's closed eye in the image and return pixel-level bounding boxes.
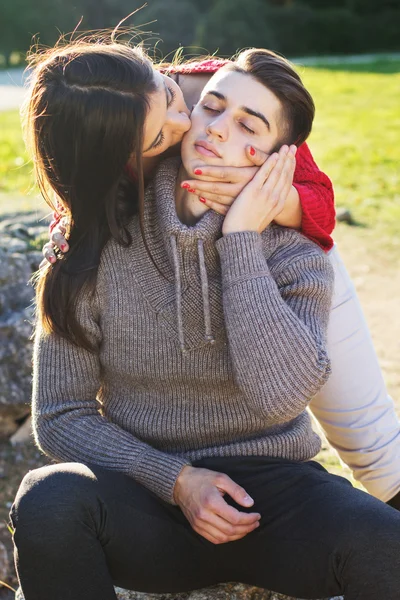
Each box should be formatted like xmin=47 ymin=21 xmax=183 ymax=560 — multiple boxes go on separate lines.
xmin=152 ymin=131 xmax=166 ymax=149
xmin=168 ymin=86 xmax=176 ymax=106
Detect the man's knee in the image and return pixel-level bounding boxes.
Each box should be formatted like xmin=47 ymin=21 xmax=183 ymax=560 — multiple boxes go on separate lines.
xmin=10 ymin=463 xmax=99 ymax=541
xmin=336 ymin=495 xmax=400 ymax=576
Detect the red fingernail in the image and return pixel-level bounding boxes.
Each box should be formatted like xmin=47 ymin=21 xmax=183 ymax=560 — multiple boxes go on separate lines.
xmin=61 ymin=244 xmax=67 ymax=251
xmin=199 ymin=197 xmax=206 ymax=203
xmin=194 ymin=169 xmax=202 ymax=175
xmin=181 ymin=182 xmax=190 ymax=189
xmin=188 ymin=188 xmax=196 ymax=194
xmin=249 ymin=146 xmax=255 ymax=156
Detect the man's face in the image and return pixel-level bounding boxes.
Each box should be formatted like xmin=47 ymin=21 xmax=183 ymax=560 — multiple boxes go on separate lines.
xmin=181 ymin=69 xmax=284 ymax=176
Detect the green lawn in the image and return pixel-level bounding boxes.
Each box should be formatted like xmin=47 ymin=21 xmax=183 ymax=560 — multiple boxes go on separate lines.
xmin=1 ymin=60 xmax=400 ymax=245
xmin=0 ymin=109 xmax=32 ymax=195
xmin=301 ymin=61 xmax=400 ymax=244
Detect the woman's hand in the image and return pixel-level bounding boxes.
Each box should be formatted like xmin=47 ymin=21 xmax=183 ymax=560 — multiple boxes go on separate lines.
xmin=173 ymin=465 xmax=261 ymax=545
xmin=39 ymin=218 xmax=70 ymax=269
xmin=181 ymin=144 xmax=297 ymax=220
xmin=222 ymin=145 xmax=297 ymax=236
xmin=181 ymin=146 xmax=261 ymax=216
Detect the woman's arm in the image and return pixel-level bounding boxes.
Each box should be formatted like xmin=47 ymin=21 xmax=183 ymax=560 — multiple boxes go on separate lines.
xmin=32 ymin=293 xmax=191 ymax=505
xmin=291 ymin=142 xmax=336 ymax=251
xmin=245 ymin=142 xmax=335 ymax=250
xmin=272 ymin=184 xmax=302 ymax=229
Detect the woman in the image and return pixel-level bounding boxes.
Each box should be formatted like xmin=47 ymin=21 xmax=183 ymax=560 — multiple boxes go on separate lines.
xmin=41 ymin=42 xmax=400 ymax=508
xmin=11 ymin=42 xmax=400 ymax=600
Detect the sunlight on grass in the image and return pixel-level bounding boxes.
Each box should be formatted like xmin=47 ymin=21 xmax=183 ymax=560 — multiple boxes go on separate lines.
xmin=0 ymin=579 xmax=17 ymax=593
xmin=315 ymin=444 xmax=364 ymax=491
xmin=301 ymin=63 xmax=400 ymax=241
xmin=0 ymin=111 xmax=34 ymax=195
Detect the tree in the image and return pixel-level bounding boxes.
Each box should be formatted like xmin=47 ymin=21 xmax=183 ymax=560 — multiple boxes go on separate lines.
xmin=133 ymin=0 xmax=201 ymax=59
xmin=0 ymin=0 xmax=81 ymax=64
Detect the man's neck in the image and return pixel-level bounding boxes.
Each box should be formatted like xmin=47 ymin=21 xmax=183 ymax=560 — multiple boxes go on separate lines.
xmin=174 ymin=165 xmax=210 ymax=226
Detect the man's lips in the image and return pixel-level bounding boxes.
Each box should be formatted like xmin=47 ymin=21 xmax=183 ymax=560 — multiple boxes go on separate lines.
xmin=194 ymin=140 xmax=221 ymax=158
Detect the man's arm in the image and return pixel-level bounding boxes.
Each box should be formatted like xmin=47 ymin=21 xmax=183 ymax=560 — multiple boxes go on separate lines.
xmin=215 ymin=228 xmax=334 ymax=423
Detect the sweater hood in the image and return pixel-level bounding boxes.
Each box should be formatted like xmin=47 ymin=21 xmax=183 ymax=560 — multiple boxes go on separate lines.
xmin=139 ymin=157 xmax=225 ymax=353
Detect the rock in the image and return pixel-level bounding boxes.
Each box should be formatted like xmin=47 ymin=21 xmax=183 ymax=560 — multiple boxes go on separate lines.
xmin=0 ymin=248 xmax=34 ymax=314
xmin=0 ymin=540 xmax=10 ymax=586
xmin=6 ymin=223 xmax=32 ymax=241
xmin=0 ymin=212 xmax=48 ymax=440
xmin=0 ymin=305 xmax=35 ymax=436
xmin=15 ymin=584 xmax=343 ymax=600
xmin=1 ymin=236 xmax=29 ymax=253
xmin=26 ymin=251 xmax=44 ymax=271
xmin=335 ymin=207 xmax=354 ymax=225
xmin=10 ymin=416 xmax=33 ymax=445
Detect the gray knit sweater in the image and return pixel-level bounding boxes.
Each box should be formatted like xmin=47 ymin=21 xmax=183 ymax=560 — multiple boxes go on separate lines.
xmin=32 ymin=157 xmax=334 ymax=505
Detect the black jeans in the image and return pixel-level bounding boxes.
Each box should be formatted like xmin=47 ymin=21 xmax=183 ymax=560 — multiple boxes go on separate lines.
xmin=10 ymin=456 xmax=400 ymax=600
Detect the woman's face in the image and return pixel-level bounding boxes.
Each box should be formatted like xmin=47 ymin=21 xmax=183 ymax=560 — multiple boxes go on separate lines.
xmin=142 ymin=71 xmax=191 ymax=158
xmin=181 ymin=69 xmax=284 ymax=176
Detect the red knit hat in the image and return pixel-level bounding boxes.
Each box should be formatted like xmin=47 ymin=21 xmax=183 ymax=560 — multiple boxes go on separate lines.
xmin=166 ymin=58 xmax=232 ymax=74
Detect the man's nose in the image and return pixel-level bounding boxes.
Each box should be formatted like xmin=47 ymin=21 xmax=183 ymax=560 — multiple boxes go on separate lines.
xmin=206 ymin=116 xmax=228 ymax=141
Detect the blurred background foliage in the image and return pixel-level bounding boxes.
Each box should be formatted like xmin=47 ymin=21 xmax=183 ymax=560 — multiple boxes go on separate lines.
xmin=1 ymin=0 xmax=400 ymax=67
xmin=1 ymin=0 xmax=399 ymax=242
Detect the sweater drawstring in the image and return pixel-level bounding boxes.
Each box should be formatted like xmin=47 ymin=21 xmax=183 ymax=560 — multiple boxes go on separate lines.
xmin=170 ymin=236 xmax=215 ymax=353
xmin=170 ymin=236 xmax=185 ymax=353
xmin=197 ymin=239 xmax=215 ymax=345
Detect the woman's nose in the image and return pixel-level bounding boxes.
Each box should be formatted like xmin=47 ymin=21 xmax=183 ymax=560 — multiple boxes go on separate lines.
xmin=167 ymin=110 xmax=191 ymax=134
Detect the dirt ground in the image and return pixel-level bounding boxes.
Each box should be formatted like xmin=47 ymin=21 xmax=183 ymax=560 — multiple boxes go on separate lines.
xmin=0 ymin=221 xmax=399 ymax=597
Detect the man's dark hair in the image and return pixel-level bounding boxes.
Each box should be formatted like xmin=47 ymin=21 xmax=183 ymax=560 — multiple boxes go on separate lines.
xmin=227 ymin=48 xmax=315 ymax=147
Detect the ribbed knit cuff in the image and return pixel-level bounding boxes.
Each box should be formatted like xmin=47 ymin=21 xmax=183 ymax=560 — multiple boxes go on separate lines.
xmin=132 ymin=448 xmax=192 ymax=505
xmin=216 ymin=231 xmax=272 ymax=283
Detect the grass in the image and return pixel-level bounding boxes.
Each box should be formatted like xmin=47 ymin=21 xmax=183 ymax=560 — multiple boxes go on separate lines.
xmin=300 ymin=60 xmax=400 ymax=247
xmin=0 ymin=110 xmax=33 ymax=196
xmin=1 ymin=59 xmax=400 ymax=248
xmin=0 ymin=111 xmax=49 ymax=217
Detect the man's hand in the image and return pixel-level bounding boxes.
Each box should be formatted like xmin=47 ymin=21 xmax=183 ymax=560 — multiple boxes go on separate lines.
xmin=173 ymin=465 xmax=261 ymax=545
xmin=222 ymin=145 xmax=297 ymax=236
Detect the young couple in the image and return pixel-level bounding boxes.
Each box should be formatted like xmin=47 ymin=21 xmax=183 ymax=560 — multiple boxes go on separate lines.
xmin=11 ymin=39 xmax=400 ymax=600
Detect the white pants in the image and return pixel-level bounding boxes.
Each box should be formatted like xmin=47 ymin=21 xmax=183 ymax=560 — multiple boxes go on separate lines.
xmin=310 ymin=244 xmax=400 ymax=502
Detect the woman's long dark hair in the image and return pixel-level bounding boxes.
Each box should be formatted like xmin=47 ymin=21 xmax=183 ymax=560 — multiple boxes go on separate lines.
xmin=24 ymin=40 xmax=157 ymax=350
